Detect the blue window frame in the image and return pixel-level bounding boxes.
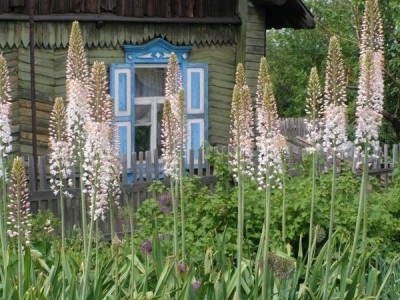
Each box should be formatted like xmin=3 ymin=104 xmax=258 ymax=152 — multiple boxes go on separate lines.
xmin=110 ymin=39 xmax=208 ymax=178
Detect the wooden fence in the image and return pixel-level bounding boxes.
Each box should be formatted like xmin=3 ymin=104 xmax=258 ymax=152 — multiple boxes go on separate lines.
xmin=25 ymin=136 xmax=400 ymax=235
xmin=26 ymin=149 xmax=218 ymax=236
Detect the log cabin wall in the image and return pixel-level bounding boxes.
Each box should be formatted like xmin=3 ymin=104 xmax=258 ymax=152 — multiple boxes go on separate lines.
xmin=0 ymin=18 xmax=238 ymax=156
xmin=0 ymin=0 xmax=236 ymax=18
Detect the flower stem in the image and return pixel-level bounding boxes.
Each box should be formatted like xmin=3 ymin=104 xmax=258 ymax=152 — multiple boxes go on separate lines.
xmin=179 ymin=152 xmax=185 ymax=261
xmin=78 ymin=136 xmax=88 ymax=255
xmin=59 ymin=162 xmax=66 ymax=300
xmin=323 ymin=153 xmax=337 ymax=300
xmin=281 ymin=162 xmax=287 ymax=250
xmin=305 ymin=153 xmax=317 ymax=285
xmin=171 ymin=178 xmax=179 ymax=276
xmin=349 ymin=147 xmax=369 ymax=272
xmin=262 ymin=173 xmax=272 ymax=300
xmin=0 ymin=152 xmax=8 ymax=299
xmin=235 ymin=151 xmax=243 ymax=300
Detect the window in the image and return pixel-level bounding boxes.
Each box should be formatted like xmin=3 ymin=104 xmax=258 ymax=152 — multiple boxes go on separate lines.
xmin=110 ymin=39 xmax=208 ymax=176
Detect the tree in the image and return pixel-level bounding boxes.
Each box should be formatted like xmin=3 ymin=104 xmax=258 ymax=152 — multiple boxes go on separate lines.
xmin=266 ymin=0 xmax=400 ymax=143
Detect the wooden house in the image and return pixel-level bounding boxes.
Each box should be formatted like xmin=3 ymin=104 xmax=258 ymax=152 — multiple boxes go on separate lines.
xmin=0 ymin=0 xmax=314 ymax=171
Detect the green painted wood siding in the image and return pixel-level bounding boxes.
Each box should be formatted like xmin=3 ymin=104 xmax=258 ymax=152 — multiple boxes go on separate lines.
xmin=189 ymin=44 xmax=236 ymax=146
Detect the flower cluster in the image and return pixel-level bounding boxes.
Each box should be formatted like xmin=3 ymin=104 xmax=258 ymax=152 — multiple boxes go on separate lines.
xmin=157 ymin=192 xmax=172 ymax=214
xmin=360 ymin=0 xmax=384 ymax=56
xmin=191 ymin=280 xmax=202 ymax=293
xmin=322 ymin=36 xmax=348 ymax=159
xmin=354 ymin=50 xmax=384 ymax=161
xmin=83 ymin=122 xmax=114 ymax=221
xmin=66 ymin=79 xmax=89 ymax=141
xmin=161 ymin=53 xmax=186 ymax=179
xmin=304 ymin=67 xmax=323 ymax=154
xmin=255 ymin=58 xmax=287 ymax=188
xmin=229 ymin=63 xmax=254 ymax=182
xmin=354 ymin=0 xmax=384 ymax=163
xmin=62 ymin=22 xmax=121 ymax=222
xmin=49 ymin=97 xmax=74 ymax=196
xmin=7 ymin=157 xmax=31 ymax=246
xmin=140 ymin=239 xmax=152 ymax=256
xmin=267 ymin=252 xmax=296 ymax=279
xmin=87 ymin=61 xmax=114 ymax=125
xmin=0 ymin=54 xmax=13 ymax=177
xmin=66 ymin=21 xmax=89 ymax=83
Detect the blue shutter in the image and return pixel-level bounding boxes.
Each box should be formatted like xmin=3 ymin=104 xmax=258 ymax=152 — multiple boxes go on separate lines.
xmin=186 ymin=63 xmax=208 ymax=164
xmin=110 ymin=63 xmax=135 ymax=170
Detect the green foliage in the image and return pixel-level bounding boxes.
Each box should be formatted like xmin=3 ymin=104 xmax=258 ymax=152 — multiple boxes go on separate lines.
xmin=136 ymin=155 xmax=400 ymax=264
xmin=267 ymin=0 xmax=400 ymax=143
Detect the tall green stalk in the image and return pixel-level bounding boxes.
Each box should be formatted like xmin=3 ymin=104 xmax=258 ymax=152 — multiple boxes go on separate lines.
xmin=305 ymin=153 xmax=317 ymax=285
xmin=171 ymin=179 xmax=179 ymax=265
xmin=281 ymin=160 xmax=287 ymax=250
xmin=349 ymin=148 xmax=369 ymax=271
xmin=323 ymin=154 xmax=337 ymax=300
xmin=179 ymin=131 xmax=185 ymax=261
xmin=262 ymin=174 xmax=272 ymax=300
xmin=0 ymin=152 xmax=8 ymax=299
xmin=17 ymin=219 xmax=23 ymax=300
xmin=82 ymin=162 xmax=99 ymax=297
xmin=235 ymin=150 xmax=243 ymax=300
xmin=58 ymin=162 xmax=66 ymax=300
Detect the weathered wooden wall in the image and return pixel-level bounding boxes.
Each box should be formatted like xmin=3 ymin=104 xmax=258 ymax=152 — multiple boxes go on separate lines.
xmin=0 ymin=0 xmax=236 ymax=18
xmin=4 ymin=41 xmax=237 ymax=156
xmin=190 ymin=44 xmax=236 ymax=146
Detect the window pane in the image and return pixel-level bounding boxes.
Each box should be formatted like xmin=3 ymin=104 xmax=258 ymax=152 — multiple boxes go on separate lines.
xmin=135 ymin=68 xmax=166 ymax=97
xmin=135 ymin=126 xmax=151 ymax=153
xmin=135 ymin=104 xmax=151 ymax=124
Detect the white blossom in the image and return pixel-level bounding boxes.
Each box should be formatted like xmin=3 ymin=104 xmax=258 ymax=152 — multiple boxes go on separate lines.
xmin=229 ymin=63 xmax=254 ymax=182
xmin=0 ymin=54 xmax=13 ymax=177
xmin=256 ymin=58 xmax=287 ymax=188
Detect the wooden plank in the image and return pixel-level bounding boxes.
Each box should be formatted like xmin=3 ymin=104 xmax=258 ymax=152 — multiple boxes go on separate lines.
xmin=38 ymin=156 xmax=47 ymax=191
xmin=51 ymin=1 xmax=70 ymax=14
xmin=121 ymin=155 xmax=128 ymax=184
xmin=384 ymin=144 xmax=389 ymax=189
xmin=170 ymin=0 xmax=180 ymax=17
xmin=207 ymin=0 xmax=218 ymax=17
xmin=198 ymin=148 xmax=203 ymax=176
xmin=145 ymin=150 xmax=152 ymax=181
xmin=159 ymin=0 xmax=170 ymax=17
xmin=145 ymin=0 xmax=156 ymax=16
xmin=101 ymin=0 xmax=115 ymax=11
xmin=117 ymin=0 xmax=133 ymax=16
xmin=153 ymin=149 xmax=159 ymax=180
xmin=70 ymin=0 xmax=84 ymax=13
xmin=193 ymin=0 xmax=205 ymax=17
xmin=0 ymin=0 xmax=9 ymax=13
xmin=132 ymin=152 xmax=137 ymax=182
xmin=189 ymin=149 xmax=194 ymax=176
xmin=28 ymin=156 xmax=37 ymax=191
xmin=181 ymin=0 xmax=193 ymax=17
xmin=39 ymin=0 xmax=51 ymax=14
xmin=138 ymin=152 xmax=144 ymax=182
xmin=393 ymin=144 xmax=398 ymax=169
xmin=85 ymin=0 xmax=100 ymax=12
xmin=9 ymin=0 xmax=24 ymax=6
xmin=223 ymin=0 xmax=235 ymax=16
